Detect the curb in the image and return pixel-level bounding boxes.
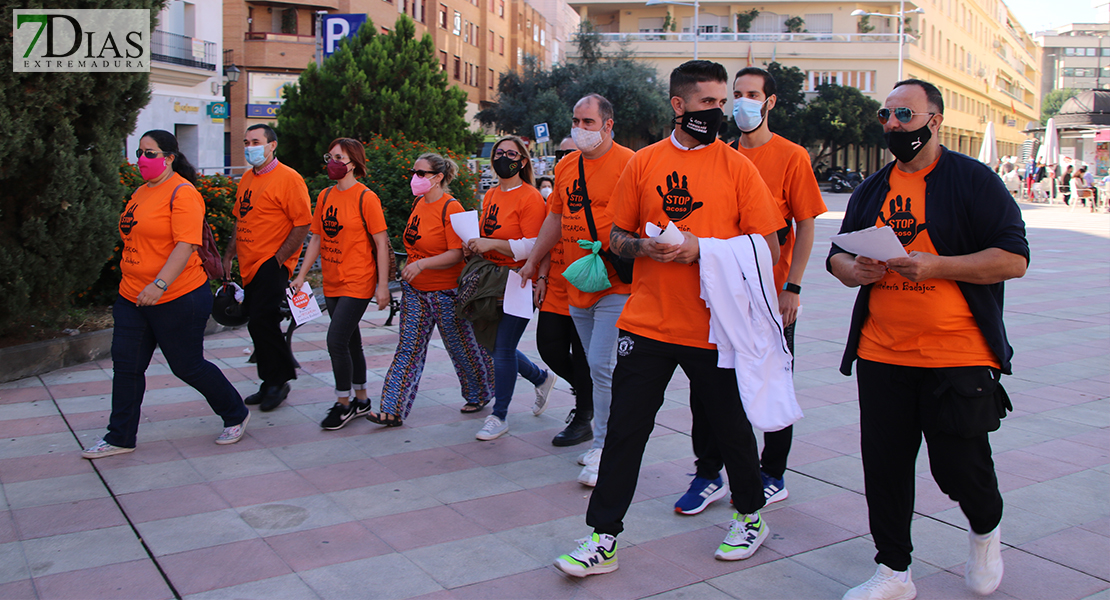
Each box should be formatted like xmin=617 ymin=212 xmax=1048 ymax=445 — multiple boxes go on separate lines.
xmin=0 ymin=318 xmax=240 ymax=384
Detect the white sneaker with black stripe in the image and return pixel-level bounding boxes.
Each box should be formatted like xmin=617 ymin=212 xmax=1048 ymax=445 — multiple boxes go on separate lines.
xmin=554 ymin=533 xmax=618 ymax=577
xmin=715 ymin=511 xmax=768 ymax=560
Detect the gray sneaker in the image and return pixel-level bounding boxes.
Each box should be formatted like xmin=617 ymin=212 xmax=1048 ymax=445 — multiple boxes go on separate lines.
xmin=533 ymin=371 xmax=557 ymax=416
xmin=476 ymin=415 xmax=508 ymax=440
xmin=81 ymin=439 xmax=136 ymax=459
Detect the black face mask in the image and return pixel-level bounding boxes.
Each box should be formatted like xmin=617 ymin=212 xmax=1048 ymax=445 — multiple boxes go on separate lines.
xmin=492 ymin=155 xmax=522 ymax=179
xmin=884 ymin=118 xmax=933 ymax=164
xmin=676 ymin=107 xmax=723 ymax=146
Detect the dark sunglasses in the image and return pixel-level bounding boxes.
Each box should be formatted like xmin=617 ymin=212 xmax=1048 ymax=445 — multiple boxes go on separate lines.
xmin=135 ymin=149 xmax=168 ymax=159
xmin=877 ymin=107 xmax=935 ymax=125
xmin=408 ymin=169 xmax=439 ymax=178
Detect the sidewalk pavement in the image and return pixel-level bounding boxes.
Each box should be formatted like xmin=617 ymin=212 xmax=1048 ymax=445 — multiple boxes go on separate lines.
xmin=0 ymin=195 xmax=1106 ymax=600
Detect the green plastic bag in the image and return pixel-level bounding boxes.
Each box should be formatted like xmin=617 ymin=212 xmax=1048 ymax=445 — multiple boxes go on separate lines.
xmin=561 ymin=240 xmax=612 ymax=293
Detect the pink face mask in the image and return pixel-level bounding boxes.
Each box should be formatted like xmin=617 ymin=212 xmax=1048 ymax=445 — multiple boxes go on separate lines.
xmin=137 ymin=154 xmax=167 ymax=181
xmin=410 ymin=173 xmax=434 ymax=197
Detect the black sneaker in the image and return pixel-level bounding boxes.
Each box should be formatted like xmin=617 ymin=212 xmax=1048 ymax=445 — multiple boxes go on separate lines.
xmin=321 ymin=399 xmax=367 ymax=430
xmin=260 ymin=382 xmax=291 ymax=412
xmin=552 ymin=410 xmax=593 ymax=447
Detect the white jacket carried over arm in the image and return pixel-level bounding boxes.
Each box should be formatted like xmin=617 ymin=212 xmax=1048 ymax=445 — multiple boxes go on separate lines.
xmin=699 ymin=235 xmax=801 ymax=432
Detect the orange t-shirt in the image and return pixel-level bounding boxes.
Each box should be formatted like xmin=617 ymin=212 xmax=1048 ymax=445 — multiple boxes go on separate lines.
xmin=541 ymin=190 xmax=570 ymax=316
xmin=234 ymin=162 xmax=312 ymax=285
xmin=857 ymin=158 xmax=1000 ymax=368
xmin=549 ymin=144 xmax=636 ymax=309
xmin=733 ymin=135 xmax=827 ymax=289
xmin=118 ymin=173 xmax=208 ymax=304
xmin=310 ymin=183 xmax=387 ymax=299
xmin=404 ymin=194 xmax=466 ymax=292
xmin=613 ymin=138 xmax=784 ymax=349
xmin=479 ymin=183 xmax=546 ymax=269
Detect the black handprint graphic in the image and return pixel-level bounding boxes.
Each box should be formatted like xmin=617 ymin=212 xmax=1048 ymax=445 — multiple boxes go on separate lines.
xmin=238 ymin=189 xmax=254 ymax=218
xmin=483 ymin=204 xmax=502 ymax=236
xmin=566 ymin=178 xmax=586 ymax=213
xmin=657 ymin=171 xmax=703 ymax=222
xmin=321 ymin=205 xmax=344 ymax=238
xmin=404 ymin=215 xmax=423 ymax=246
xmin=119 ymin=203 xmax=139 ymax=235
xmin=878 ymin=195 xmax=928 ymax=246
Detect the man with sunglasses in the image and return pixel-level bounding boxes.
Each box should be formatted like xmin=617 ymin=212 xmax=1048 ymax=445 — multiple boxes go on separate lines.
xmin=828 ymin=79 xmax=1028 ymax=600
xmin=223 ymin=124 xmax=312 ymax=412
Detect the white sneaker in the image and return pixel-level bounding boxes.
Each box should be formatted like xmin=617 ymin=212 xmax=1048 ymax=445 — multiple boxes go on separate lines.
xmin=843 ymin=565 xmax=916 ymax=600
xmin=216 ymin=411 xmax=250 ymax=445
xmin=966 ymin=527 xmax=1003 ymax=595
xmin=533 ymin=371 xmax=556 ymax=416
xmin=554 ymin=533 xmax=618 ymax=577
xmin=715 ymin=511 xmax=769 ymax=560
xmin=476 ymin=415 xmax=508 ymax=440
xmin=81 ymin=439 xmax=136 ymax=459
xmin=578 ymin=461 xmax=600 ymax=487
xmin=578 ymin=447 xmax=602 ymax=466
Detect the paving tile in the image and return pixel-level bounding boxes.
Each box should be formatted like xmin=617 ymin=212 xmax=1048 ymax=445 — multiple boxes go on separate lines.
xmin=705 ymin=557 xmax=848 ymax=600
xmin=117 ymin=482 xmax=230 ymax=523
xmin=86 ymin=439 xmax=184 ymax=470
xmin=299 ymin=553 xmax=443 ymax=599
xmin=209 ymin=470 xmax=319 ymax=507
xmin=297 ymin=456 xmax=401 ymax=493
xmin=237 ymin=493 xmax=355 ymax=537
xmin=136 ymin=508 xmax=259 ymax=556
xmin=186 ymin=448 xmax=289 ymax=481
xmin=0 ymin=432 xmax=80 ymax=461
xmin=758 ymin=507 xmax=857 ymax=558
xmin=376 ymin=446 xmax=482 ymax=481
xmin=638 ymin=525 xmax=785 ymax=580
xmin=410 ymin=467 xmax=524 ymax=504
xmin=1020 ymin=526 xmax=1110 ymax=581
xmin=990 ymin=548 xmax=1109 ymax=600
xmin=98 ymin=459 xmax=204 ymax=495
xmin=0 ymin=541 xmax=31 ymax=585
xmin=3 ymin=472 xmax=110 ymax=509
xmin=268 ymin=437 xmax=361 ymax=470
xmin=20 ymin=525 xmax=147 ymax=578
xmin=0 ymin=452 xmax=94 ymax=484
xmin=263 ymin=521 xmax=392 ymax=572
xmin=440 ymin=567 xmax=598 ymax=599
xmin=641 ymin=581 xmax=735 ymax=600
xmin=0 ymin=578 xmax=35 ymax=598
xmin=364 ymin=505 xmax=489 ymax=552
xmin=184 ymin=573 xmax=322 ymax=600
xmin=571 ymin=546 xmax=701 ymax=600
xmin=327 ymin=479 xmax=444 ymax=521
xmin=158 ymin=538 xmax=293 ymax=596
xmin=912 ymin=568 xmax=1020 ymax=600
xmin=448 ymin=489 xmax=574 ymax=533
xmin=0 ymin=513 xmax=17 ymax=545
xmin=405 ymin=533 xmax=544 ymax=588
xmin=32 ymin=559 xmax=175 ymax=600
xmin=486 ymin=454 xmax=584 ymax=490
xmin=11 ymin=497 xmax=126 ymax=540
xmin=789 ymin=490 xmax=871 ymax=536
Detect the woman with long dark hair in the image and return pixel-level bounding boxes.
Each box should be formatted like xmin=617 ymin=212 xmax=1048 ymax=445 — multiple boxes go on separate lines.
xmin=82 ymin=130 xmax=249 ymax=458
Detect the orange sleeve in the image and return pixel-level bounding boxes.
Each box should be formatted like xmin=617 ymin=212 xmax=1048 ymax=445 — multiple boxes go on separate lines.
xmin=170 ymin=184 xmax=205 ymax=247
xmin=310 ymin=188 xmax=327 ymax=237
xmin=548 ymin=154 xmax=574 ymax=215
xmin=736 ymin=163 xmax=785 ymax=236
xmin=286 ymin=174 xmax=313 ymax=227
xmin=361 ymin=189 xmax=388 ymax=235
xmin=610 ymin=157 xmax=641 ymax=234
xmin=444 ymin=200 xmax=464 ymax=250
xmin=784 ymin=147 xmax=827 ymax=221
xmin=520 ymin=190 xmax=546 ymax=237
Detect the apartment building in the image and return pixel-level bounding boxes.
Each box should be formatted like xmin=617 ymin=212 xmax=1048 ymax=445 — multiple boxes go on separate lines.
xmin=128 ymin=0 xmax=225 ymax=170
xmin=1035 ymin=23 xmax=1110 ymax=98
xmin=568 ymin=0 xmax=1040 ymax=162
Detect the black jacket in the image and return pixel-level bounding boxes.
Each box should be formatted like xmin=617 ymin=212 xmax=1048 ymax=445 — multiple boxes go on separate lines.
xmin=826 ymin=147 xmax=1030 ymax=375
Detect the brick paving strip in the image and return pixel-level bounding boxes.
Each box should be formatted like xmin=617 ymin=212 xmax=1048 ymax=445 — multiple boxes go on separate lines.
xmin=0 ymin=196 xmax=1105 ymax=600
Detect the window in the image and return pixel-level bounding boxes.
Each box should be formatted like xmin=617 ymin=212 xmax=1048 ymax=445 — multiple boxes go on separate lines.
xmin=489 ymin=0 xmax=495 ymax=12
xmin=751 ymin=12 xmax=787 ymax=33
xmin=498 ymin=0 xmax=504 ymax=18
xmin=499 ymin=35 xmax=505 ymax=55
xmin=463 ymin=20 xmax=470 ymax=43
xmin=540 ymin=29 xmax=545 ymax=46
xmin=453 ymin=11 xmax=461 ymax=35
xmin=489 ymin=68 xmax=494 ymax=89
xmin=453 ymin=56 xmax=460 ymax=79
xmin=438 ymin=4 xmax=447 ymax=29
xmin=806 ymin=70 xmax=874 ymax=92
xmin=517 ymin=47 xmax=522 ymax=65
xmin=464 ymin=61 xmax=470 ymax=85
xmin=280 ymin=8 xmax=297 ymax=34
xmin=489 ymin=29 xmax=495 ymax=51
xmin=439 ymin=50 xmax=447 ymax=71
xmin=804 ymin=13 xmax=833 ymax=33
xmin=638 ymin=17 xmax=664 ymax=32
xmin=534 ymin=24 xmax=539 ymax=42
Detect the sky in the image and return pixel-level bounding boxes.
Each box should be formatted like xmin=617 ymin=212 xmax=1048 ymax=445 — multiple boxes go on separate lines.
xmin=1002 ymin=0 xmax=1104 ymax=33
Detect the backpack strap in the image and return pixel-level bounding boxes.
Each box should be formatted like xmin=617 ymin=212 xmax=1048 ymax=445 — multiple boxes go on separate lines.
xmin=441 ymin=197 xmax=461 ymax=227
xmin=167 ymin=183 xmax=190 ymax=211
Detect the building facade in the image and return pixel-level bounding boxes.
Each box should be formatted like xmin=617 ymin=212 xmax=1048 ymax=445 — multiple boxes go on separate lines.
xmin=1035 ymin=23 xmax=1110 ymax=98
xmin=567 ymin=0 xmax=1040 ymax=163
xmin=129 ymin=0 xmax=225 ymax=172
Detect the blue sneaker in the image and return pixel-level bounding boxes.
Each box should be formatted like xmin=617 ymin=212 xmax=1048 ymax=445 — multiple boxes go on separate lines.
xmin=762 ymin=471 xmax=789 ymax=504
xmin=674 ymin=475 xmax=728 ymax=515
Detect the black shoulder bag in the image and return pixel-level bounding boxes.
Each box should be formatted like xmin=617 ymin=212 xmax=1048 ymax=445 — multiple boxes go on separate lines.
xmin=578 ymin=155 xmax=634 ymax=284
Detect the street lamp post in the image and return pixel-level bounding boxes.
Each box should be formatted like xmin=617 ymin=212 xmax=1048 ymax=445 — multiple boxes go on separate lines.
xmin=646 ymin=0 xmax=699 ymax=59
xmin=852 ymin=3 xmax=924 ymax=81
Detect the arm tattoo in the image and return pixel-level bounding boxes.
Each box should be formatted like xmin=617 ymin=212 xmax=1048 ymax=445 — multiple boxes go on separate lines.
xmin=610 ymin=225 xmax=646 ymax=259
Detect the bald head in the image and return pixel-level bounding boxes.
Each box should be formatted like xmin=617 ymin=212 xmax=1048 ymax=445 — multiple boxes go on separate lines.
xmin=559 ymin=137 xmax=577 ymax=151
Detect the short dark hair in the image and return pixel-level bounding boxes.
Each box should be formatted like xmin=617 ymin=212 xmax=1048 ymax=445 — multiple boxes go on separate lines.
xmin=247 ymin=123 xmax=277 ymax=143
xmin=893 ymin=79 xmax=944 ymax=114
xmin=670 ymin=60 xmax=728 ymax=101
xmin=734 ymin=67 xmax=777 ymax=98
xmin=578 ymin=93 xmax=614 ymax=123
xmin=536 ymin=176 xmax=554 ymax=187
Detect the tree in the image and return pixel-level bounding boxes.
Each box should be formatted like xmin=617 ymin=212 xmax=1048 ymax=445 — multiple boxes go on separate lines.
xmin=277 ymin=16 xmax=480 ymax=176
xmin=803 ymin=83 xmax=885 ymax=166
xmin=857 ymin=15 xmax=876 ymax=34
xmin=1042 ymin=88 xmax=1079 ymax=124
xmin=736 ymin=9 xmax=760 ymax=33
xmin=0 ymin=0 xmax=160 ymax=330
xmin=765 ymin=62 xmax=808 ymax=144
xmin=476 ymin=22 xmax=672 ymax=149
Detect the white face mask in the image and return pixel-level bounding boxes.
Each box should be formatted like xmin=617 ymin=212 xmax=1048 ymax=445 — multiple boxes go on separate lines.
xmin=733 ymin=97 xmax=768 ymax=133
xmin=571 ymin=126 xmax=605 ymax=152
xmin=540 ymin=187 xmax=552 ymax=199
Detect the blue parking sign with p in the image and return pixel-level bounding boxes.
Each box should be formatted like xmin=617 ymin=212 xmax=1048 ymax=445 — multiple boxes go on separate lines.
xmin=323 ymin=14 xmax=367 ymax=56
xmin=533 ymin=123 xmax=550 ymax=143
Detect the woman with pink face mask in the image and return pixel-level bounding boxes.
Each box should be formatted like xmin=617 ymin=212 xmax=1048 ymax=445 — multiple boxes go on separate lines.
xmin=365 ymin=153 xmax=494 ymax=426
xmin=291 ymin=138 xmax=391 ymax=431
xmin=82 ymin=130 xmax=249 ymax=459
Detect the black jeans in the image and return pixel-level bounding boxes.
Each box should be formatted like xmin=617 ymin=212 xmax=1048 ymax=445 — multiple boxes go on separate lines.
xmin=244 ymin=257 xmax=296 ymax=388
xmin=107 ymin=285 xmax=247 ymax=448
xmin=536 ymin=311 xmax=593 ymax=416
xmin=587 ymin=331 xmax=765 ymax=536
xmin=324 ymin=296 xmax=371 ymax=396
xmin=857 ymin=358 xmax=1004 ymax=571
xmin=692 ymin=321 xmax=795 ymax=480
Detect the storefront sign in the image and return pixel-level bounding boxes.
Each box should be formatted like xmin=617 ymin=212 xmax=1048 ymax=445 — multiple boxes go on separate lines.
xmin=246 ymin=104 xmax=280 ymax=118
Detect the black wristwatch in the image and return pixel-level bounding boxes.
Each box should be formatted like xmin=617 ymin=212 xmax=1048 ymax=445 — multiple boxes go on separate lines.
xmin=782 ymin=282 xmax=801 ymax=294
xmin=153 ymin=278 xmax=168 ymax=291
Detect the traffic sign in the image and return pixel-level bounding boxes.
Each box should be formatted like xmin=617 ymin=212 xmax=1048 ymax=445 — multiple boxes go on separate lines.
xmin=323 ymin=14 xmax=367 ymax=57
xmin=533 ymin=123 xmax=550 ymax=144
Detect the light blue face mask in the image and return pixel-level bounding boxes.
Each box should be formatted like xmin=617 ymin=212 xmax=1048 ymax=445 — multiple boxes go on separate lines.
xmin=244 ymin=145 xmax=268 ymax=167
xmin=733 ymin=97 xmax=768 ymax=134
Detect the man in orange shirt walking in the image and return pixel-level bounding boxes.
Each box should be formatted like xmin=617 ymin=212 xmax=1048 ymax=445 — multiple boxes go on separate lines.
xmin=223 ymin=124 xmax=312 ymax=412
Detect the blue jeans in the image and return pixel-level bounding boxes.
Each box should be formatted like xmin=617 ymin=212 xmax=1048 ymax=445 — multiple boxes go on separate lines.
xmin=106 ymin=284 xmax=248 ymax=448
xmin=491 ymin=314 xmax=546 ymax=420
xmin=569 ymin=293 xmax=627 ymax=450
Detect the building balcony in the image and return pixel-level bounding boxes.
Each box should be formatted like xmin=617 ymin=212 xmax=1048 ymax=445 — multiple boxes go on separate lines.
xmin=567 ymin=32 xmax=909 ymax=61
xmin=242 ymin=32 xmax=317 ymax=70
xmin=150 ymin=29 xmax=218 ymax=86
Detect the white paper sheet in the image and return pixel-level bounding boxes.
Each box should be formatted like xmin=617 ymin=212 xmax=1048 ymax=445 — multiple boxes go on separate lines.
xmin=644 ymin=221 xmax=685 ymax=245
xmin=830 ymin=226 xmax=908 ymax=262
xmin=450 ymin=210 xmax=481 ymax=244
xmin=285 ymin=283 xmax=323 ymax=326
xmin=503 ymin=269 xmax=535 ymax=319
